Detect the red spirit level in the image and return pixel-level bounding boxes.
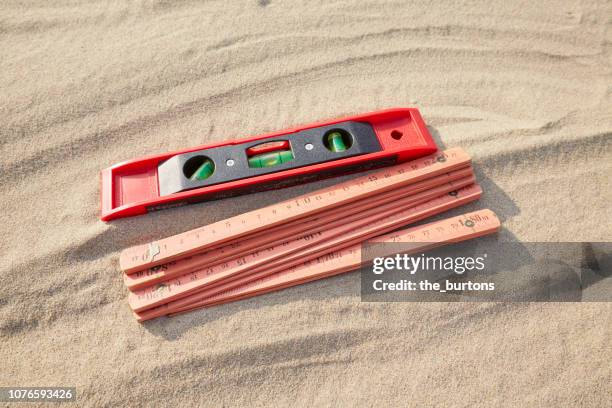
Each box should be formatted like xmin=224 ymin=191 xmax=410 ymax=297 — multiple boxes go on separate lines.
xmin=100 ymin=107 xmax=437 ymax=221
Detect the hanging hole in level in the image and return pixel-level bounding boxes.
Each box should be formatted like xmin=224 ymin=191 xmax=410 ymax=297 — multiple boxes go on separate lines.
xmin=391 ymin=130 xmax=403 ymax=140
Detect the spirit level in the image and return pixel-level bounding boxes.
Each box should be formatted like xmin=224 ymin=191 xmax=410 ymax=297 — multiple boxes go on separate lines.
xmin=101 ymin=108 xmax=437 ymax=221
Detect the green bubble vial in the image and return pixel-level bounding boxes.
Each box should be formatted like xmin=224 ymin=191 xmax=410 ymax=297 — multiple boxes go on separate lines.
xmin=189 ymin=159 xmax=215 ymax=180
xmin=248 ymin=150 xmax=294 ymax=168
xmin=326 ymin=131 xmax=348 ymax=152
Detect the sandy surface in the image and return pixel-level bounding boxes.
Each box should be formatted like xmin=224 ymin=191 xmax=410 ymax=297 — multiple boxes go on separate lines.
xmin=1 ymin=1 xmax=611 ymax=406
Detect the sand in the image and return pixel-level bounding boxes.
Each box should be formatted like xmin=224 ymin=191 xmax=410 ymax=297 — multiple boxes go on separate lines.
xmin=1 ymin=0 xmax=611 ymax=406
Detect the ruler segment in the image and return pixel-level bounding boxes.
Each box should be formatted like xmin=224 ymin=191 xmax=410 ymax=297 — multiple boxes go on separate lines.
xmin=120 ymin=148 xmax=470 ymax=273
xmin=125 ymin=168 xmax=473 ymax=289
xmin=247 ymin=167 xmax=472 ymax=239
xmin=131 ymin=183 xmax=481 ymax=316
xmin=155 ymin=209 xmax=500 ymax=320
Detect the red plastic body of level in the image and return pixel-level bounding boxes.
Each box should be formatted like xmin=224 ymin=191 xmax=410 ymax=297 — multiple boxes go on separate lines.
xmin=100 ymin=107 xmax=437 ymax=221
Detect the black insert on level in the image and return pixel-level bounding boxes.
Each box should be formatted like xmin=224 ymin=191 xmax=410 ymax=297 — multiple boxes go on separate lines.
xmin=157 ymin=120 xmax=381 ymax=196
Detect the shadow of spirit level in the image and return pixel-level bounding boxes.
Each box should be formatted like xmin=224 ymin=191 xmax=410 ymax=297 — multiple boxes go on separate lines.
xmin=100 ymin=107 xmax=437 ymax=221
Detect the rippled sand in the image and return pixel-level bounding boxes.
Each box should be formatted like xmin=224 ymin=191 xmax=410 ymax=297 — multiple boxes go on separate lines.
xmin=1 ymin=1 xmax=611 ymax=406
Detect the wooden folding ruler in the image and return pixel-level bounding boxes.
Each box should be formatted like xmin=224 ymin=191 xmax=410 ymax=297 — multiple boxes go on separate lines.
xmin=118 ymin=148 xmax=501 ymax=321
